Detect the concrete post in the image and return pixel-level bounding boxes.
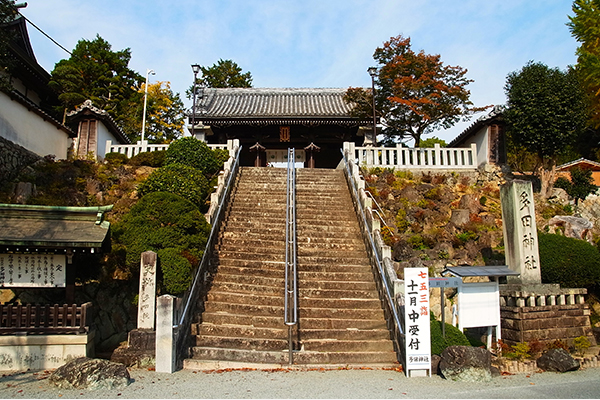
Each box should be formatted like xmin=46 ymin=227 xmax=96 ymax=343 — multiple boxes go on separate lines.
xmin=156 ymin=294 xmax=177 ymax=373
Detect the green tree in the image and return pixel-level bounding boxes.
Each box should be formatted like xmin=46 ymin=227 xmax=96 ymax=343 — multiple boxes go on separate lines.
xmin=111 ymin=191 xmax=210 ymax=294
xmin=121 ymin=81 xmax=185 ymax=143
xmin=346 ymin=35 xmax=485 ymax=147
xmin=504 ymin=61 xmax=588 ymax=198
xmin=568 ymin=0 xmax=600 ymax=128
xmin=419 ymin=137 xmax=447 ymax=148
xmin=554 ymin=166 xmax=598 ymax=203
xmin=0 ymin=0 xmax=18 ymax=90
xmin=199 ymin=59 xmax=252 ymax=88
xmin=48 ymin=35 xmax=143 ymax=130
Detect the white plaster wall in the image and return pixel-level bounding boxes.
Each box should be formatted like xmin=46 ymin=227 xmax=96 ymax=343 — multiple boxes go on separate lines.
xmin=96 ymin=122 xmax=115 ymax=159
xmin=457 ymin=127 xmax=488 ymax=167
xmin=0 ymin=91 xmax=71 ymax=159
xmin=0 ymin=333 xmax=94 ymax=371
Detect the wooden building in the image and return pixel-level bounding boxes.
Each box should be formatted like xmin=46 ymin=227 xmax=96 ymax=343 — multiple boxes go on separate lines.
xmin=448 ymin=105 xmax=506 ymax=167
xmin=190 ymin=88 xmax=372 ymax=168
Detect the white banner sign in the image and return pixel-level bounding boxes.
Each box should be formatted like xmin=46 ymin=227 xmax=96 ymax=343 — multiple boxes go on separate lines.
xmin=404 ymin=267 xmax=431 ymax=376
xmin=0 ymin=254 xmax=66 ymax=287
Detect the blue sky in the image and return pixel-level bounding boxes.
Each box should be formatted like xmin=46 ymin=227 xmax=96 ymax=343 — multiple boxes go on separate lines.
xmin=21 ymin=0 xmax=578 ymax=144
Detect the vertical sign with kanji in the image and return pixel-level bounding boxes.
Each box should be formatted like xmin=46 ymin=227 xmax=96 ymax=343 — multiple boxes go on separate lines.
xmin=404 ymin=267 xmax=431 ymax=377
xmin=500 ymin=180 xmax=541 ymax=284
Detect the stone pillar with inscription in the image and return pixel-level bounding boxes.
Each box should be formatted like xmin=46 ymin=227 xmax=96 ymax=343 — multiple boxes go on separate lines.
xmin=137 ymin=251 xmax=157 ymax=330
xmin=498 ymin=180 xmax=596 ymax=348
xmin=500 ymin=180 xmax=541 ymax=285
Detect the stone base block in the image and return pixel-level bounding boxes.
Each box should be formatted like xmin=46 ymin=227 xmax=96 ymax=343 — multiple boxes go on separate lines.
xmin=501 ymin=304 xmax=596 ymax=347
xmin=0 ymin=332 xmax=95 ymax=371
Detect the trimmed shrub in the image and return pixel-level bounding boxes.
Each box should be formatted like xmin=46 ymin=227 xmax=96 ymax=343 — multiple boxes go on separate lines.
xmin=104 ymin=152 xmax=129 ymax=167
xmin=157 ymin=248 xmax=193 ymax=295
xmin=111 ymin=192 xmax=210 ymax=279
xmin=137 ymin=164 xmax=210 ymax=207
xmin=430 ymin=315 xmax=471 ymax=355
xmin=538 ymin=231 xmax=600 ymax=288
xmin=129 ymin=150 xmax=166 ymax=167
xmin=164 ymin=137 xmax=221 ymax=177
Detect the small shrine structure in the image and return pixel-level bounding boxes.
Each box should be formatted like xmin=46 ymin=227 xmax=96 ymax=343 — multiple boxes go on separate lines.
xmin=0 ymin=203 xmax=113 ymax=370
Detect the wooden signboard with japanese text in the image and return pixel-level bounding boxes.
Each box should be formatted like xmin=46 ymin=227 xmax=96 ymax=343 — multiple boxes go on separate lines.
xmin=0 ymin=254 xmax=66 ymax=287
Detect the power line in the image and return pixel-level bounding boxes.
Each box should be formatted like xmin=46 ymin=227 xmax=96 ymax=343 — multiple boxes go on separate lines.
xmin=18 ymin=12 xmax=71 ymax=56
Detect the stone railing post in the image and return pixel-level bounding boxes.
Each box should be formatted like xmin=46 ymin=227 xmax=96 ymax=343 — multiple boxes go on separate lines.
xmin=156 ymin=294 xmax=177 ymax=373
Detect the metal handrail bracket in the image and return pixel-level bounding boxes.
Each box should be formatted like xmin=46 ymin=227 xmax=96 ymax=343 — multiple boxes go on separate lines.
xmin=284 ymin=148 xmax=298 ymax=365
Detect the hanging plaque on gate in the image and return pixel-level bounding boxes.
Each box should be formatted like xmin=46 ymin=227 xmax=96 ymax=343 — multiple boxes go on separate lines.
xmin=0 ymin=254 xmax=66 ymax=287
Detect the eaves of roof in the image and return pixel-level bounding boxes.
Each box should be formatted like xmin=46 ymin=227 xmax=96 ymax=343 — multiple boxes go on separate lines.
xmin=194 ymin=88 xmax=359 ymax=122
xmin=67 ymin=101 xmax=131 ymax=144
xmin=557 ymin=158 xmax=600 ymax=171
xmin=0 ymin=204 xmax=113 ymax=248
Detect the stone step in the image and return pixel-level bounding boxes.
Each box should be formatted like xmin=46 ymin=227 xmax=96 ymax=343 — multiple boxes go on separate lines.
xmin=212 ymin=272 xmax=284 ymax=288
xmin=212 ymin=259 xmax=285 ymax=270
xmin=296 ymin=263 xmax=372 ymax=273
xmin=300 ymin=317 xmax=388 ymax=330
xmin=188 ymin=347 xmax=288 ymax=364
xmin=215 ymin=260 xmax=284 ymax=272
xmin=298 ymin=307 xmax=384 ymax=320
xmin=296 ymin=236 xmax=364 ymax=246
xmin=292 ymin=350 xmax=398 ymax=365
xmin=204 ymin=302 xmax=283 ymax=317
xmin=216 ymin=242 xmax=285 ymax=254
xmin=298 ymin=279 xmax=378 ymax=291
xmin=207 ymin=291 xmax=283 ymax=307
xmin=300 ymin=339 xmax=394 ymax=353
xmin=195 ymin=335 xmax=288 ymax=351
xmin=201 ymin=312 xmax=282 ymax=328
xmin=218 ymin=231 xmax=284 ymax=242
xmin=296 ymin=255 xmax=370 ymax=266
xmin=209 ymin=282 xmax=284 ymax=297
xmin=299 ymin=287 xmax=380 ymax=299
xmin=298 ymin=270 xmax=374 ymax=282
xmin=297 ymin=242 xmax=367 ymax=252
xmin=215 ymin=251 xmax=285 ymax=262
xmin=216 ymin=238 xmax=285 ymax=250
xmin=221 ymin=217 xmax=287 ymax=227
xmin=299 ymin=328 xmax=390 ymax=341
xmin=195 ymin=323 xmax=287 ymax=339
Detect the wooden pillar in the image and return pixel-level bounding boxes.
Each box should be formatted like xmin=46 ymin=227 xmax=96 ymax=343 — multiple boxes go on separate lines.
xmin=249 ymin=142 xmax=266 ymax=167
xmin=304 ymin=142 xmax=320 ymax=169
xmin=65 ymin=249 xmax=75 ymax=304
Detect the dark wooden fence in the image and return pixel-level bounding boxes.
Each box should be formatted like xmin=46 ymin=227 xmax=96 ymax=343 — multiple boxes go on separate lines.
xmin=0 ymin=303 xmax=92 ymax=334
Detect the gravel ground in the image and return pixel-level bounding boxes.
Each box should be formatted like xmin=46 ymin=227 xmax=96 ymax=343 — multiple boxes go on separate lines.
xmin=1 ymin=366 xmax=600 ymax=399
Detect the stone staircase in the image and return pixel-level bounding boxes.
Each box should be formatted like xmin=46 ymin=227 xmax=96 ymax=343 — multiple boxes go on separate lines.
xmin=184 ymin=167 xmax=397 ymax=369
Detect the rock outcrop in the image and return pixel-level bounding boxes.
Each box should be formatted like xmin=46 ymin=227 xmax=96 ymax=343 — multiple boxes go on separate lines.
xmin=49 ymin=358 xmax=130 ymax=390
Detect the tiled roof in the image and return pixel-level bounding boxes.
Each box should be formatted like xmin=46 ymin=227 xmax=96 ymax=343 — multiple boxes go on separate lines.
xmin=194 ymin=88 xmax=361 ymax=125
xmin=67 ymin=100 xmax=130 ymax=144
xmin=557 ymin=158 xmax=600 ymax=171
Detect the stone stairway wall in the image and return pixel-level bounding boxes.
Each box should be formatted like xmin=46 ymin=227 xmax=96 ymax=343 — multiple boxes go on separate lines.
xmin=184 ymin=167 xmax=397 ymax=369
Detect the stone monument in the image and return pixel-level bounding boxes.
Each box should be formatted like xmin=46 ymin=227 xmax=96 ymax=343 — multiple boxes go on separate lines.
xmin=498 ymin=180 xmax=595 ymax=347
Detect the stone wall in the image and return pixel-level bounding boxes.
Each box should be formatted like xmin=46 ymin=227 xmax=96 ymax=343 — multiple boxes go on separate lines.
xmin=500 ymin=304 xmax=596 ymax=347
xmin=0 ymin=136 xmax=41 ymax=184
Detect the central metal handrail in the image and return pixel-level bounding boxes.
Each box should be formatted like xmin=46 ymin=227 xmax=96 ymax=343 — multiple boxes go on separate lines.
xmin=340 ymin=149 xmax=404 ymax=347
xmin=284 ymin=147 xmax=298 ymax=365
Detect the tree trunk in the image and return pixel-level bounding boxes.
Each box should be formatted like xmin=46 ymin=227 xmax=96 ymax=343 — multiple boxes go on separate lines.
xmin=539 ymin=164 xmax=557 ymax=200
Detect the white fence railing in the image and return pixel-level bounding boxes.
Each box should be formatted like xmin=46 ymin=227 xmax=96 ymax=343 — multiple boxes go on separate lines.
xmin=105 ymin=139 xmax=238 ymax=159
xmin=344 ymin=142 xmax=477 ymax=169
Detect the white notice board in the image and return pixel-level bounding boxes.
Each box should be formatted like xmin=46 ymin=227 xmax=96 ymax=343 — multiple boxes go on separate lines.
xmin=457 ymin=282 xmax=500 ymax=330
